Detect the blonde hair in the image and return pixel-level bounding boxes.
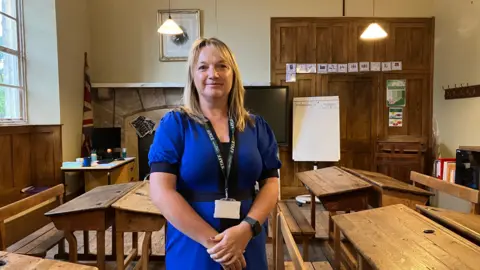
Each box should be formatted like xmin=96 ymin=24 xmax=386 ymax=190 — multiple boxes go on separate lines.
xmin=180 ymin=37 xmax=253 ymax=131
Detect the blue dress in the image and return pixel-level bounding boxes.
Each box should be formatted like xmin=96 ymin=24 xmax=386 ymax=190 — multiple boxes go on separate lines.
xmin=148 ymin=110 xmax=282 ymax=270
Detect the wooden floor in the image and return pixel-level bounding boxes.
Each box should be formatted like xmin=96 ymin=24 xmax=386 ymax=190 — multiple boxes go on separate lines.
xmin=45 ymin=202 xmax=330 ymax=269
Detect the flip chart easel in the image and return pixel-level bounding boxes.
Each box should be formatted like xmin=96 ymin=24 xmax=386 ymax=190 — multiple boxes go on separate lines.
xmin=292 ymin=96 xmax=340 ymax=204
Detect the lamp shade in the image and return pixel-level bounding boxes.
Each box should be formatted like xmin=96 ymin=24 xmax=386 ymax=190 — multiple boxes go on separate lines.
xmin=360 ymin=23 xmax=387 ymax=40
xmin=158 ymin=17 xmax=183 ymax=35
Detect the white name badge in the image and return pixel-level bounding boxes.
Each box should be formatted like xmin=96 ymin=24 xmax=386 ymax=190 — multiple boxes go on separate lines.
xmin=214 ymin=199 xmax=241 ymax=219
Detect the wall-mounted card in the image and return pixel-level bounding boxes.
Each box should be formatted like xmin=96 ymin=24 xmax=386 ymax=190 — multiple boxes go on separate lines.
xmin=391 ymin=61 xmax=402 ymax=70
xmin=370 ymin=62 xmax=381 ymax=71
xmin=286 ymin=72 xmax=296 ymax=82
xmin=296 ymin=64 xmax=308 ymax=73
xmin=338 ymin=64 xmax=347 ymax=73
xmin=328 ymin=64 xmax=338 ymax=73
xmin=359 ymin=62 xmax=370 ymax=72
xmin=382 ymin=62 xmax=392 ymax=71
xmin=348 ymin=63 xmax=359 ymax=72
xmin=317 ymin=64 xmax=328 ymax=74
xmin=306 ymin=64 xmax=317 ymax=73
xmin=286 ymin=63 xmax=296 ymax=73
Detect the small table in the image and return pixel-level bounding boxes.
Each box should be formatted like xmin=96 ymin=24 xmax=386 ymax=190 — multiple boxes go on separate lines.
xmin=416 ymin=205 xmax=480 ymax=245
xmin=61 ymin=157 xmax=137 ymax=191
xmin=112 ymin=181 xmax=166 ymax=270
xmin=332 ymin=204 xmax=480 ymax=270
xmin=341 ymin=167 xmax=434 ymax=209
xmin=45 ymin=182 xmax=139 ymax=270
xmin=296 ymin=166 xmax=372 ymax=260
xmin=0 ymin=251 xmax=98 ymax=269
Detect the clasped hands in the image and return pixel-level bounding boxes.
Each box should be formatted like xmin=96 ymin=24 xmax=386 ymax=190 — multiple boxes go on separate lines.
xmin=207 ymin=222 xmax=252 ymax=270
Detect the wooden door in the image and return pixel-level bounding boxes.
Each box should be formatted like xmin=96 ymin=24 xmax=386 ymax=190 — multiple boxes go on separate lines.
xmin=327 ymin=75 xmax=377 ymax=171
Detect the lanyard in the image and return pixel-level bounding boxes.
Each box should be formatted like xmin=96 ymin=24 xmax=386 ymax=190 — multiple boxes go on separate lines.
xmin=204 ymin=118 xmax=235 ymax=199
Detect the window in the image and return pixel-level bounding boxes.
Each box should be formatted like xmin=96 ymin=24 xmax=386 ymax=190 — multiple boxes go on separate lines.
xmin=0 ymin=0 xmax=25 ymax=123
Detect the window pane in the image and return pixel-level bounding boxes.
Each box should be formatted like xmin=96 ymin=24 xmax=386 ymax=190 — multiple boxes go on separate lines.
xmin=0 ymin=0 xmax=16 ymax=18
xmin=0 ymin=86 xmax=23 ymax=120
xmin=0 ymin=13 xmax=17 ymax=51
xmin=0 ymin=51 xmax=19 ymax=86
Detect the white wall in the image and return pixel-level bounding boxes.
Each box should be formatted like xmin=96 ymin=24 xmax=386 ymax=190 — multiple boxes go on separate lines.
xmin=88 ymin=0 xmax=433 ymax=84
xmin=56 ymin=0 xmax=91 ymax=162
xmin=433 ymin=0 xmax=480 ymax=213
xmin=24 ymin=0 xmax=61 ymax=124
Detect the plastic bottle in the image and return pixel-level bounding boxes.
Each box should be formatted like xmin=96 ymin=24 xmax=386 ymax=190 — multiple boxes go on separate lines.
xmin=91 ymin=149 xmax=97 ymax=162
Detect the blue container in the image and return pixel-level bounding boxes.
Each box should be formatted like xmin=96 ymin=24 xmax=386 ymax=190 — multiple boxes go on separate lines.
xmin=83 ymin=157 xmax=92 ymax=167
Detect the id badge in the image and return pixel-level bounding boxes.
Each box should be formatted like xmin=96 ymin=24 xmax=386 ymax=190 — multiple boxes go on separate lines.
xmin=214 ymin=199 xmax=241 ymax=219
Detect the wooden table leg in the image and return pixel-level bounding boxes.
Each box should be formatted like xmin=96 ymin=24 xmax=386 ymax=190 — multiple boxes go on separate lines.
xmin=96 ymin=230 xmax=106 ymax=270
xmin=83 ymin=231 xmax=89 ymax=255
xmin=141 ymin=232 xmax=152 ymax=270
xmin=302 ymin=237 xmax=309 ymax=261
xmin=333 ymin=223 xmax=341 ymax=270
xmin=310 ymin=191 xmax=316 ymax=229
xmin=116 ymin=232 xmax=124 ymax=270
xmin=64 ymin=231 xmax=78 ymax=263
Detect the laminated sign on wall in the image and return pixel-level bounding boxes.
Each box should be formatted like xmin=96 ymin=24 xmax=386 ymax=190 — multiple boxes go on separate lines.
xmin=386 ymin=79 xmax=406 ymax=107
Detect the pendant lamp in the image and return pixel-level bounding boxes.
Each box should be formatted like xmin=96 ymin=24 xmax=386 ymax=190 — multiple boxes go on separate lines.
xmin=158 ymin=0 xmax=183 ymax=35
xmin=360 ymin=0 xmax=387 ymax=40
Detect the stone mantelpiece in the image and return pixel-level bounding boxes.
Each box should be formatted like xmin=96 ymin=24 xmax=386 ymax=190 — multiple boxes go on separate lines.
xmin=91 ymin=87 xmax=183 ymax=179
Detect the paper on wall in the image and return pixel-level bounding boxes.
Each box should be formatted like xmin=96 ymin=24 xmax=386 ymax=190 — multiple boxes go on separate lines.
xmin=359 ymin=62 xmax=370 ymax=71
xmin=348 ymin=63 xmax=359 ymax=72
xmin=370 ymin=62 xmax=381 ymax=71
xmin=317 ymin=64 xmax=328 ymax=74
xmin=337 ymin=64 xmax=347 ymax=73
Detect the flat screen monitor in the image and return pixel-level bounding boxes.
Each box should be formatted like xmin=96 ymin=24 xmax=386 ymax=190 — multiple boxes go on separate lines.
xmin=244 ymin=86 xmax=289 ymax=146
xmin=92 ymin=127 xmax=121 ymax=150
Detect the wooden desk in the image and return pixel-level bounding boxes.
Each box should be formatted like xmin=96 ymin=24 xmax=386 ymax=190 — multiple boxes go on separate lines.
xmin=61 ymin=157 xmax=137 ymax=191
xmin=45 ymin=182 xmax=139 ymax=270
xmin=0 ymin=251 xmax=98 ymax=269
xmin=112 ymin=181 xmax=166 ymax=270
xmin=416 ymin=205 xmax=480 ymax=245
xmin=296 ymin=166 xmax=372 ymax=261
xmin=342 ymin=167 xmax=434 ymax=209
xmin=332 ymin=204 xmax=480 ymax=270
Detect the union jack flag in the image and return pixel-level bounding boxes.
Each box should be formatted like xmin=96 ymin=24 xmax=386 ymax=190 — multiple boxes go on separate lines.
xmin=81 ymin=52 xmax=93 ymax=157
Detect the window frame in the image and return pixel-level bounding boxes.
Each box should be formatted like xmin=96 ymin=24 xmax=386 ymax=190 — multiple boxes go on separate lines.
xmin=0 ymin=0 xmax=27 ymax=124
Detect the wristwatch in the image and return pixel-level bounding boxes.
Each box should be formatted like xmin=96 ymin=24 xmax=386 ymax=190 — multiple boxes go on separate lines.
xmin=243 ymin=216 xmax=262 ymax=238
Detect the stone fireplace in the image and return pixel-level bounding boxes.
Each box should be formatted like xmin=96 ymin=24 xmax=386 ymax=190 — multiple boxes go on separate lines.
xmin=91 ymin=86 xmax=184 ymax=180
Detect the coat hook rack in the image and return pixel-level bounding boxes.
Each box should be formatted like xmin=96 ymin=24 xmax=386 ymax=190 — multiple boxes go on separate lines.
xmin=444 ymin=83 xmax=480 ymax=100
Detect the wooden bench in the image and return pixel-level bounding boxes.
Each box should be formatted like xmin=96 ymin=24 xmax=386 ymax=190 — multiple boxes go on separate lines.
xmin=0 ymin=184 xmax=66 ymax=258
xmin=275 ymin=211 xmax=332 ymax=270
xmin=277 ymin=200 xmax=315 ymax=260
xmin=410 ymin=171 xmax=480 ymax=214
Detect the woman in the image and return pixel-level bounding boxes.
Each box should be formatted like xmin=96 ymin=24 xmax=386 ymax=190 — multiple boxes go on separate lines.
xmin=148 ymin=37 xmax=281 ymax=270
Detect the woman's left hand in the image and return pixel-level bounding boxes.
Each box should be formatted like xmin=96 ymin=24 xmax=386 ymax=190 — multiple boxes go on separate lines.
xmin=207 ymin=222 xmax=252 ymax=266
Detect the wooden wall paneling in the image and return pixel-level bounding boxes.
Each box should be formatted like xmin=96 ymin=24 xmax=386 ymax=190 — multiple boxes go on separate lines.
xmin=31 ymin=132 xmax=56 ymax=187
xmin=0 ymin=125 xmax=62 ymax=193
xmin=326 ymin=75 xmax=377 ymax=171
xmin=12 ymin=134 xmax=32 ymax=188
xmin=350 ymin=20 xmax=376 ymax=62
xmin=271 ymin=21 xmax=314 ymax=72
xmin=380 ymin=73 xmax=430 ymax=139
xmin=0 ymin=135 xmax=13 ymax=189
xmin=386 ymin=20 xmax=432 ymax=71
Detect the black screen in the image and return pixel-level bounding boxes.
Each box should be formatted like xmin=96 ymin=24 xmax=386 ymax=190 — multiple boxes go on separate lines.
xmin=244 ymin=86 xmax=289 ymax=145
xmin=92 ymin=127 xmax=121 ymax=150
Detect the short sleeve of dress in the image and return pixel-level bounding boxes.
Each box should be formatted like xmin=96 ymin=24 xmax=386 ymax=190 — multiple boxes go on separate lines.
xmin=255 ymin=115 xmax=282 ymax=185
xmin=148 ymin=111 xmax=185 ymax=175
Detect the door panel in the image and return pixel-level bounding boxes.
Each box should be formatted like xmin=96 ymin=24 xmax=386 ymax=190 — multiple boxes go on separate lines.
xmin=327 ymin=75 xmax=376 ymax=171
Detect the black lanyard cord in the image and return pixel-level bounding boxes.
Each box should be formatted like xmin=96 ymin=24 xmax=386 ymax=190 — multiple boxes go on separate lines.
xmin=204 ymin=118 xmax=235 ymax=199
